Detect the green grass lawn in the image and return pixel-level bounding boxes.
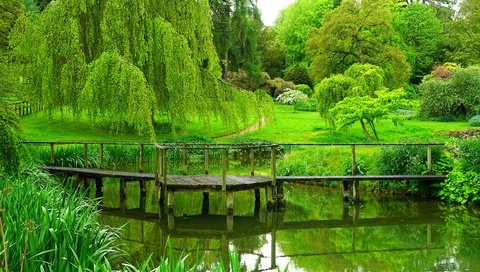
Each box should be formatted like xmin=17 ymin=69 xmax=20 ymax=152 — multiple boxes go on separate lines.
xmin=228 ymin=105 xmax=471 ymax=143
xmin=21 ymin=104 xmax=471 ymax=143
xmin=20 ymin=111 xmax=259 ymax=142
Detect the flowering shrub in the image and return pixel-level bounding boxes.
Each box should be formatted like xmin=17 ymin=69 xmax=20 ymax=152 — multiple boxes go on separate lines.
xmin=276 ymin=89 xmax=308 ymax=105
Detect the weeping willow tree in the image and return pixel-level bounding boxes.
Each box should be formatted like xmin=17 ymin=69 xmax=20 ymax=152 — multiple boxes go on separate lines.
xmin=12 ymin=0 xmax=272 ymax=139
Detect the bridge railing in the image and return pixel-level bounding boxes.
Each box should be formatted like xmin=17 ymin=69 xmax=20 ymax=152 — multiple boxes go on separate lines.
xmin=24 ymin=141 xmax=445 ymax=177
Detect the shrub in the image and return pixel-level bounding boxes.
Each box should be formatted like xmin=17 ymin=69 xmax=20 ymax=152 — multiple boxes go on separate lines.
xmin=284 ymin=66 xmax=313 ymax=88
xmin=276 ymin=89 xmax=308 ymax=105
xmin=468 ymin=115 xmax=480 ymax=127
xmin=267 ymin=77 xmax=295 ymax=97
xmin=420 ymin=66 xmax=480 ymax=118
xmin=375 ymin=144 xmax=447 ymax=195
xmin=341 ymin=156 xmax=369 ymax=175
xmin=295 ymin=84 xmax=313 ymax=97
xmin=294 ymin=98 xmax=317 ymax=112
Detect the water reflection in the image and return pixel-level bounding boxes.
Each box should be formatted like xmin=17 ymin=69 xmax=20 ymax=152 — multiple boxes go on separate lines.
xmin=96 ymin=182 xmax=480 ymax=271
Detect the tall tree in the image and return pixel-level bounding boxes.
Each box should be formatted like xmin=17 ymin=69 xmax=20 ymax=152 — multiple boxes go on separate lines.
xmin=307 ymin=0 xmax=410 ymax=88
xmin=394 ymin=3 xmax=445 ymax=83
xmin=210 ymin=0 xmax=232 ymax=79
xmin=257 ymin=27 xmax=286 ymax=78
xmin=0 ymin=0 xmax=23 ymax=52
xmin=448 ymin=0 xmax=480 ymax=65
xmin=275 ymin=0 xmax=333 ymax=67
xmin=12 ymin=0 xmax=271 ymax=137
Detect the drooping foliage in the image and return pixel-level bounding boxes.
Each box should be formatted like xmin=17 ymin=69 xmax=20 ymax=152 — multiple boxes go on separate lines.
xmin=0 ymin=0 xmax=23 ymax=52
xmin=307 ymin=0 xmax=410 ymax=88
xmin=12 ymin=0 xmax=269 ymax=137
xmin=0 ymin=102 xmax=21 ymax=174
xmin=275 ymin=0 xmax=333 ymax=67
xmin=315 ymin=63 xmax=409 ymax=141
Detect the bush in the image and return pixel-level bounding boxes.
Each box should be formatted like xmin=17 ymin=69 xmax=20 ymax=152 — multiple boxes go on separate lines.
xmin=420 ymin=66 xmax=480 ymax=118
xmin=375 ymin=144 xmax=447 ymax=195
xmin=294 ymin=98 xmax=317 ymax=112
xmin=0 ymin=102 xmax=21 ymax=174
xmin=284 ymin=66 xmax=313 ymax=88
xmin=267 ymin=77 xmax=295 ymax=97
xmin=468 ymin=115 xmax=480 ymax=127
xmin=276 ymin=89 xmax=308 ymax=105
xmin=295 ymin=84 xmax=313 ymax=97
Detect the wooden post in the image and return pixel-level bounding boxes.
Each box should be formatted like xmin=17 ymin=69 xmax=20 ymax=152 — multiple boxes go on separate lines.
xmin=227 ymin=215 xmax=234 ymax=232
xmin=271 ymin=230 xmax=277 ymax=270
xmin=50 ymin=143 xmax=55 ymax=165
xmin=95 ymin=177 xmax=103 ymax=197
xmin=99 ymin=143 xmax=104 ymax=169
xmin=351 ymin=144 xmax=356 ymax=175
xmin=427 ymin=224 xmax=432 ymax=247
xmin=167 ymin=191 xmax=175 ymax=213
xmin=140 ymin=180 xmax=146 ymax=197
xmin=83 ymin=143 xmax=88 ymax=168
xmin=139 ymin=144 xmax=144 ymax=173
xmin=161 ymin=147 xmax=167 ymax=204
xmin=154 ymin=146 xmax=160 ymax=186
xmin=204 ymin=147 xmax=209 ymax=175
xmin=182 ymin=146 xmax=188 ymax=175
xmin=427 ymin=145 xmax=432 ymax=174
xmin=221 ymin=149 xmax=227 ymax=191
xmin=266 ymin=185 xmax=274 ymax=211
xmin=120 ymin=178 xmax=126 ymax=200
xmin=343 ymin=180 xmax=350 ymax=202
xmin=202 ymin=192 xmax=209 ymax=215
xmin=353 ymin=180 xmax=359 ymax=203
xmin=249 ymin=148 xmax=254 ymax=176
xmin=271 ymin=146 xmax=277 ymax=186
xmin=226 ymin=191 xmax=234 ymax=216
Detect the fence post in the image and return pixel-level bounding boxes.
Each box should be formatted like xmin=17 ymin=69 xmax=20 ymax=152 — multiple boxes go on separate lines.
xmin=50 ymin=143 xmax=55 ymax=165
xmin=139 ymin=144 xmax=144 ymax=173
xmin=427 ymin=145 xmax=432 ymax=174
xmin=249 ymin=148 xmax=254 ymax=176
xmin=222 ymin=148 xmax=227 ymax=191
xmin=83 ymin=143 xmax=88 ymax=168
xmin=154 ymin=145 xmax=159 ymax=186
xmin=271 ymin=145 xmax=277 ymax=186
xmin=204 ymin=147 xmax=209 ymax=175
xmin=161 ymin=147 xmax=167 ymax=204
xmin=351 ymin=144 xmax=356 ymax=175
xmin=182 ymin=145 xmax=188 ymax=175
xmin=99 ymin=143 xmax=104 ymax=169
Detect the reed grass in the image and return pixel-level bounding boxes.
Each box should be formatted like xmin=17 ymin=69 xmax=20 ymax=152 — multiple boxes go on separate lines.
xmin=0 ymin=162 xmax=119 ymax=271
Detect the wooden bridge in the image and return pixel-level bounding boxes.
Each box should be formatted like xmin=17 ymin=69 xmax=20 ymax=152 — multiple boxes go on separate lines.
xmin=30 ymin=141 xmax=447 ymax=215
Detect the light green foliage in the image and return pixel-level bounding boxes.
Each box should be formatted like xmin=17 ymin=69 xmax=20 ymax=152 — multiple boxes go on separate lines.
xmin=275 ymin=0 xmax=333 ymax=67
xmin=276 ymin=89 xmax=308 ymax=105
xmin=420 ymin=66 xmax=480 ymax=118
xmin=307 ymin=0 xmax=410 ymax=88
xmin=343 ymin=63 xmax=386 ymax=97
xmin=330 ymin=88 xmax=409 ymax=141
xmin=439 ymin=139 xmax=480 ymax=204
xmin=448 ymin=0 xmax=480 ymax=65
xmin=393 ymin=3 xmax=445 ymax=83
xmin=314 ymin=74 xmax=354 ymax=126
xmin=12 ymin=0 xmax=267 ymax=137
xmin=81 ymin=52 xmax=156 ymax=138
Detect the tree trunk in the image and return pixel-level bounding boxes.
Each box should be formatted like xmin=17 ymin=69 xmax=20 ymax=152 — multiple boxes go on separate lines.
xmin=360 ymin=119 xmax=372 ymax=142
xmin=367 ymin=119 xmax=379 ymax=142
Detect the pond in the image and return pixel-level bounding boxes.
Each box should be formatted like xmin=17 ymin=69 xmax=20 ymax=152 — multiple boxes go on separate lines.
xmin=96 ymin=181 xmax=480 ymax=271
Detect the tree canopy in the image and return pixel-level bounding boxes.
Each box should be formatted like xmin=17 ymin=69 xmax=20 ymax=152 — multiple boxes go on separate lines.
xmin=12 ymin=0 xmax=271 ymax=138
xmin=448 ymin=0 xmax=480 ymax=65
xmin=307 ymin=0 xmax=410 ymax=89
xmin=275 ymin=0 xmax=332 ymax=68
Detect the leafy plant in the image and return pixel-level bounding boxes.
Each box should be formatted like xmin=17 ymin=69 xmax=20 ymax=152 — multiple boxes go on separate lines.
xmin=468 ymin=115 xmax=480 ymax=127
xmin=295 ymin=84 xmax=313 ymax=97
xmin=276 ymin=89 xmax=308 ymax=105
xmin=293 ymin=98 xmax=317 ymax=112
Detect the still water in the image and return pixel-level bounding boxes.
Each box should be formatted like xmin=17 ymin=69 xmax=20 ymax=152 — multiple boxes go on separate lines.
xmin=97 ymin=181 xmax=480 ymax=272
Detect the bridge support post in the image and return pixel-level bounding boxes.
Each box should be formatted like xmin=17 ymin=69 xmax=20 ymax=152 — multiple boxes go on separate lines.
xmin=266 ymin=186 xmax=274 ymax=211
xmin=95 ymin=177 xmax=103 ymax=198
xmin=120 ymin=178 xmax=126 ymax=200
xmin=167 ymin=191 xmax=174 ymax=213
xmin=352 ymin=180 xmax=360 ymax=203
xmin=227 ymin=215 xmax=233 ymax=232
xmin=202 ymin=192 xmax=209 ymax=215
xmin=140 ymin=180 xmax=146 ymax=197
xmin=226 ymin=192 xmax=234 ymax=216
xmin=276 ymin=182 xmax=285 ymax=210
xmin=342 ymin=180 xmax=350 ymax=202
